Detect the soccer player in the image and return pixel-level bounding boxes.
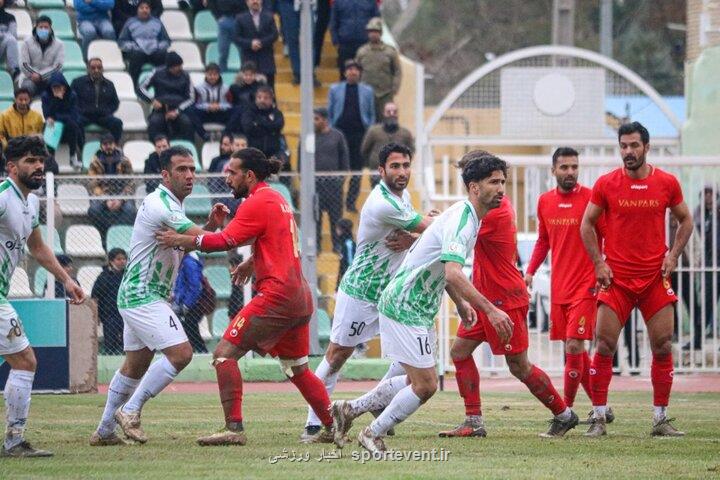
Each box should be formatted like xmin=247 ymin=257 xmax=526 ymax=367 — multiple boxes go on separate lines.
xmin=438 ymin=158 xmax=579 ymax=439
xmin=156 ymin=148 xmax=335 ymax=446
xmin=302 ymin=143 xmax=436 ymax=442
xmin=581 ymin=122 xmax=693 ymax=437
xmin=524 ymin=147 xmax=613 ymax=419
xmin=90 ymin=146 xmax=228 ymax=446
xmin=331 ymin=152 xmax=514 ymax=453
xmin=1 ymin=136 xmax=85 ymax=457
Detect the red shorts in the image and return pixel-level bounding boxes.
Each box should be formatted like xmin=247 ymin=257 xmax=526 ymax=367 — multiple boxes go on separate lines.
xmin=223 ymin=298 xmax=311 ymax=359
xmin=598 ymin=273 xmax=677 ymax=325
xmin=457 ymin=305 xmax=529 ymax=355
xmin=550 ymin=298 xmax=596 ymax=341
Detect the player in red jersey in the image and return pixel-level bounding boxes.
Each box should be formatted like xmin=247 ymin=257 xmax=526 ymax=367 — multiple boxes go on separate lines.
xmin=581 ymin=122 xmax=693 ymax=437
xmin=156 ymin=148 xmax=335 ymax=446
xmin=525 ymin=147 xmax=613 ymax=420
xmin=439 ymin=160 xmax=578 ymax=438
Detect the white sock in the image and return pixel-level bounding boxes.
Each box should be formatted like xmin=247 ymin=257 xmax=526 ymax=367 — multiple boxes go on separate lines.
xmin=379 ymin=361 xmax=406 ymax=381
xmin=593 ymin=405 xmax=607 ymax=419
xmin=555 ymin=407 xmax=573 ymax=422
xmin=305 ymin=357 xmax=340 ymax=427
xmin=122 ymin=357 xmax=178 ymax=414
xmin=653 ymin=406 xmax=667 ymax=421
xmin=348 ymin=375 xmax=408 ymax=416
xmin=97 ymin=371 xmax=140 ymax=437
xmin=4 ymin=369 xmax=34 ymax=450
xmin=369 ymin=384 xmax=422 ymax=437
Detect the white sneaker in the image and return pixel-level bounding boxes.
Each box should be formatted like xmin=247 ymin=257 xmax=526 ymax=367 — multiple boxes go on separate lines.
xmin=357 ymin=426 xmax=387 ymax=454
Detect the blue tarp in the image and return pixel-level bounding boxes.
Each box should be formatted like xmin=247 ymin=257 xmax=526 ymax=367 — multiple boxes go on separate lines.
xmin=605 ymin=95 xmax=685 ymax=138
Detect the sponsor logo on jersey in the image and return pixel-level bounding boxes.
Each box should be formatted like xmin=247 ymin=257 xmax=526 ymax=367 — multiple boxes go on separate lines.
xmin=558 ymin=203 xmax=573 ymax=208
xmin=630 ymin=184 xmax=648 ymax=190
xmin=617 ymin=198 xmax=661 ymax=208
xmin=447 ymin=242 xmax=463 ymax=254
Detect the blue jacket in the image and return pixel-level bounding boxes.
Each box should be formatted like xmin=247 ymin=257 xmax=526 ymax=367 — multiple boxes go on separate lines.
xmin=41 ymin=72 xmax=81 ymax=126
xmin=174 ymin=252 xmax=203 ymax=309
xmin=329 ymin=0 xmax=379 ymax=45
xmin=327 ymin=81 xmax=375 ymax=130
xmin=74 ymin=0 xmax=114 ymax=23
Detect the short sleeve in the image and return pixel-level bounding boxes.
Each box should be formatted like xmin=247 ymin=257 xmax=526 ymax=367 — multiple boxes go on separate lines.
xmin=160 ymin=206 xmax=194 ymax=233
xmin=589 ymin=176 xmax=607 ymax=209
xmin=29 ymin=194 xmax=40 ymax=228
xmin=667 ymin=174 xmax=683 ymax=207
xmin=377 ymin=193 xmax=422 ymax=231
xmin=440 ymin=206 xmax=475 ymax=265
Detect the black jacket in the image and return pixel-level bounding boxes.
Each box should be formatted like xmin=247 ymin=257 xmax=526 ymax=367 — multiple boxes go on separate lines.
xmin=241 ymin=103 xmax=284 ymax=158
xmin=235 ymin=10 xmax=278 ymax=75
xmin=112 ymin=0 xmax=163 ymax=34
xmin=71 ymin=74 xmax=120 ymax=118
xmin=91 ymin=266 xmax=124 ymax=325
xmin=139 ymin=66 xmax=194 ymax=111
xmin=228 ymin=81 xmax=261 ymax=108
xmin=143 ymin=151 xmax=161 ymax=193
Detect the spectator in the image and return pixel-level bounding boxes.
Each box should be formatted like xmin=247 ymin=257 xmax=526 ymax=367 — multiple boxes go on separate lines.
xmin=241 ymin=85 xmax=284 ymax=159
xmin=228 ymin=61 xmax=266 ymax=110
xmin=189 ymin=63 xmax=232 ymax=141
xmin=87 ymin=133 xmax=136 ymax=245
xmin=361 ymin=101 xmax=414 ymax=186
xmin=139 ymin=51 xmax=195 ymax=141
xmin=19 ymin=15 xmax=64 ymax=97
xmin=227 ymin=256 xmax=245 ymax=320
xmin=329 ymin=0 xmax=378 ymax=80
xmin=356 ymin=18 xmax=401 ymax=122
xmin=143 ymin=133 xmax=169 ymax=193
xmin=41 ymin=72 xmax=83 ymax=169
xmin=112 ymin=0 xmax=163 ymax=36
xmin=327 ymin=59 xmax=374 ymax=212
xmin=208 ymin=132 xmax=240 ymax=213
xmin=74 ymin=0 xmax=116 ymax=60
xmin=0 ymin=0 xmax=19 ymax=80
xmin=692 ymin=186 xmax=720 ymax=348
xmin=118 ymin=0 xmax=170 ymax=89
xmin=313 ymin=0 xmax=330 ymax=71
xmin=0 ymin=88 xmax=44 ymax=152
xmin=207 ymin=0 xmax=246 ymax=72
xmin=335 ymin=217 xmax=355 ymax=290
xmin=275 ymin=0 xmax=319 ymax=86
xmin=91 ymin=248 xmax=127 ymax=354
xmin=235 ymin=0 xmax=278 ymax=87
xmin=71 ymin=58 xmax=123 ymax=143
xmin=173 ymin=251 xmax=211 ymax=353
xmin=45 ymin=254 xmax=81 ymax=299
xmin=232 ymin=133 xmax=248 ymax=153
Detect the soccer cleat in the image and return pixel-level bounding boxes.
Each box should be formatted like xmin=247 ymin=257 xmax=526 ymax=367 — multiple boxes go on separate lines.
xmin=357 ymin=426 xmax=387 ymax=455
xmin=582 ymin=407 xmax=615 ymax=425
xmin=89 ymin=431 xmax=129 ymax=446
xmin=331 ymin=400 xmax=357 ymax=448
xmin=651 ymin=417 xmax=685 ymax=437
xmin=299 ymin=425 xmax=335 ymax=444
xmin=584 ymin=416 xmax=607 ymax=438
xmin=0 ymin=441 xmax=53 ymax=458
xmin=438 ymin=418 xmax=488 ymax=438
xmin=114 ymin=405 xmax=148 ymax=444
xmin=197 ymin=429 xmax=248 ymax=446
xmin=539 ymin=410 xmax=579 ymax=438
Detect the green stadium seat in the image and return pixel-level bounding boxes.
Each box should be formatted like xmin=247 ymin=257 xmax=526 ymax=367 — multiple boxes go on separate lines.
xmin=0 ymin=100 xmax=12 ymax=111
xmin=34 ymin=268 xmax=47 ymax=297
xmin=212 ymin=307 xmax=229 ymax=338
xmin=317 ymin=308 xmax=331 ymax=346
xmin=205 ymin=265 xmax=231 ymax=300
xmin=107 ymin=225 xmax=133 ymax=252
xmin=185 ymin=184 xmax=211 ymax=217
xmin=40 ymin=225 xmax=63 ymax=254
xmin=62 ymin=70 xmax=86 ymax=85
xmin=82 ymin=140 xmax=100 ymax=171
xmin=221 ymin=72 xmax=237 ymax=85
xmin=269 ymin=182 xmax=296 ymax=211
xmin=193 ymin=10 xmax=217 ymax=42
xmin=170 ymin=140 xmax=202 ymax=171
xmin=38 ymin=9 xmax=74 ymax=39
xmin=62 ymin=41 xmax=86 ymax=70
xmin=28 ymin=0 xmax=65 ymax=8
xmin=0 ymin=71 xmax=14 ymax=100
xmin=205 ymin=42 xmax=240 ymax=70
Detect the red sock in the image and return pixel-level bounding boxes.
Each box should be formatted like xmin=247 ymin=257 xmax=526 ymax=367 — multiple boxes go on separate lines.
xmin=651 ymin=353 xmax=673 ymax=407
xmin=563 ymin=352 xmax=584 ymax=407
xmin=522 ymin=365 xmax=567 ymax=415
xmin=290 ymin=369 xmax=333 ymax=426
xmin=589 ymin=353 xmax=613 ymax=406
xmin=453 ymin=356 xmax=481 ymax=416
xmin=580 ymin=350 xmax=592 ymax=400
xmin=215 ymin=359 xmax=243 ymax=424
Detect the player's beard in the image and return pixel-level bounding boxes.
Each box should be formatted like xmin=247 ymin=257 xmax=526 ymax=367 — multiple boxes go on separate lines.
xmin=558 ymin=175 xmax=577 ymax=191
xmin=232 ymin=184 xmax=249 ymax=199
xmin=19 ymin=168 xmax=44 ymax=190
xmin=623 ymin=152 xmax=646 ymax=171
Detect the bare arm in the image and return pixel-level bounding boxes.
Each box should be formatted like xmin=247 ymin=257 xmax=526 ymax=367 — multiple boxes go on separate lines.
xmin=663 ymin=201 xmax=694 ymax=277
xmin=26 ymin=229 xmax=85 ymax=304
xmin=581 ymin=202 xmax=612 ymax=288
xmin=445 ymin=282 xmax=477 ymax=328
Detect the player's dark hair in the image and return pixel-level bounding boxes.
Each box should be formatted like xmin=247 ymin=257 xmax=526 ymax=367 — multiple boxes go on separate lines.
xmin=618 ymin=121 xmax=650 ymax=144
xmin=460 ymin=151 xmax=507 ymax=188
xmin=4 ymin=135 xmax=48 ymax=163
xmin=456 ymin=149 xmax=491 ymax=170
xmin=232 ymin=147 xmax=282 ymax=181
xmin=108 ymin=248 xmax=127 ymax=261
xmin=159 ymin=145 xmax=193 ymax=172
xmin=378 ymin=142 xmax=412 ymax=167
xmin=14 ymin=87 xmax=31 ymax=98
xmin=552 ymin=147 xmax=579 ymax=166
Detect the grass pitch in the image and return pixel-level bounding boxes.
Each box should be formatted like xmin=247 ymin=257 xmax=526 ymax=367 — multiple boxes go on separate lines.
xmin=1 ymin=390 xmax=718 ymax=479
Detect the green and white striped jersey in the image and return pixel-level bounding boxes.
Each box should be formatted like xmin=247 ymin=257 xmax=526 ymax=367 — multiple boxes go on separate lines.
xmin=0 ymin=179 xmax=39 ymax=303
xmin=378 ymin=200 xmax=479 ymax=328
xmin=339 ymin=181 xmax=422 ymax=304
xmin=117 ymin=184 xmax=194 ymax=309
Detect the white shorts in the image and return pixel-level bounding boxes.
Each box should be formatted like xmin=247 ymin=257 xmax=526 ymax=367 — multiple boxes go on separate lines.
xmin=379 ymin=313 xmax=436 ymax=369
xmin=330 ymin=289 xmax=380 ymax=347
xmin=0 ymin=302 xmax=30 ymax=356
xmin=121 ymin=301 xmax=188 ymax=352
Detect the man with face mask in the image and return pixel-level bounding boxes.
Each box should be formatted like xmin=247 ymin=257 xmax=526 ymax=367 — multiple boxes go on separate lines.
xmin=361 ymin=102 xmax=414 ymax=187
xmin=19 ymin=16 xmax=64 ymax=98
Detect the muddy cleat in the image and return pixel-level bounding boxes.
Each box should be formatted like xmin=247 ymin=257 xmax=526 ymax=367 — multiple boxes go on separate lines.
xmin=651 ymin=417 xmax=685 ymax=437
xmin=582 ymin=407 xmax=615 ymax=425
xmin=331 ymin=401 xmax=357 ymax=448
xmin=89 ymin=431 xmax=128 ymax=446
xmin=114 ymin=405 xmax=147 ymax=444
xmin=0 ymin=441 xmax=53 ymax=458
xmin=438 ymin=418 xmax=487 ymax=438
xmin=539 ymin=410 xmax=579 ymax=438
xmin=357 ymin=426 xmax=387 ymax=455
xmin=584 ymin=416 xmax=607 ymax=438
xmin=197 ymin=428 xmax=248 ymax=446
xmin=299 ymin=425 xmax=335 ymax=444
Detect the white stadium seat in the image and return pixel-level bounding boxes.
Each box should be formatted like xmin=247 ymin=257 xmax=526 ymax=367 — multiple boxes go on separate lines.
xmin=9 ymin=268 xmax=33 ymax=298
xmin=57 ymin=183 xmax=90 ymax=215
xmin=104 ymin=72 xmax=137 ymax=101
xmin=169 ymin=41 xmax=204 ymax=71
xmin=202 ymin=142 xmax=220 ymax=169
xmin=8 ymin=9 xmax=32 ymax=39
xmin=30 ymin=99 xmax=43 ymax=117
xmin=161 ymin=11 xmax=193 ymax=41
xmin=65 ymin=225 xmax=105 ymax=258
xmin=77 ymin=265 xmax=103 ymax=296
xmin=190 ymin=71 xmax=205 ymax=85
xmin=124 ymin=140 xmax=155 ymax=171
xmin=88 ymin=40 xmax=125 ymax=70
xmin=116 ymin=101 xmax=148 ymax=132
xmin=162 ymin=0 xmax=179 ymax=8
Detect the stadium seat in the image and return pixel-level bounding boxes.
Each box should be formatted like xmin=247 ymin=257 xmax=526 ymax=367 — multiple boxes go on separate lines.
xmin=134 ymin=183 xmax=147 ymax=209
xmin=30 ymin=99 xmax=43 ymax=117
xmin=269 ymin=182 xmax=296 ymax=211
xmin=34 ymin=268 xmax=47 ymax=297
xmin=317 ymin=308 xmax=331 ymax=346
xmin=62 ymin=40 xmax=86 ymax=70
xmin=123 ymin=140 xmax=154 ymax=171
xmin=88 ymin=40 xmax=125 ymax=70
xmin=77 ymin=265 xmax=103 ymax=296
xmin=9 ymin=268 xmax=33 ymax=298
xmin=162 ymin=0 xmax=179 ymax=7
xmin=201 ymin=142 xmax=219 ymax=169
xmin=63 ymin=70 xmax=86 ymax=85
xmin=82 ymin=140 xmax=100 ymax=171
xmin=138 ymin=71 xmax=155 ymax=97
xmin=0 ymin=101 xmax=12 ymax=111
xmin=65 ymin=225 xmax=105 ymax=258
xmin=38 ymin=225 xmax=63 ymax=255
xmin=169 ymin=41 xmax=204 ymax=71
xmin=105 ymin=72 xmax=137 ymax=101
xmin=116 ymin=101 xmax=148 ymax=132
xmin=57 ymin=183 xmax=90 ymax=216
xmin=54 ymin=144 xmax=73 ymax=173
xmin=0 ymin=72 xmax=14 ymax=100
xmin=193 ymin=10 xmax=218 ymax=42
xmin=170 ymin=140 xmax=201 ymax=171
xmin=205 ymin=42 xmax=240 ymax=70
xmin=205 ymin=266 xmax=231 ymax=300
xmin=212 ymin=307 xmax=229 ymax=338
xmin=161 ymin=11 xmax=193 ymax=40
xmin=28 ymin=0 xmax=65 ymax=9
xmin=185 ymin=184 xmax=211 ymax=216
xmin=38 ymin=9 xmax=74 ymax=39
xmin=7 ymin=9 xmax=32 ymax=39
xmin=106 ymin=225 xmax=133 ymax=251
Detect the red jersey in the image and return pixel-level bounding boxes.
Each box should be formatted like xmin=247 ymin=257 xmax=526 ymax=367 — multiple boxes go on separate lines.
xmin=527 ymin=184 xmax=598 ymax=303
xmin=590 ymin=166 xmax=683 ymax=278
xmin=472 ymin=197 xmax=529 ymax=310
xmin=200 ymin=182 xmax=313 ymax=317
